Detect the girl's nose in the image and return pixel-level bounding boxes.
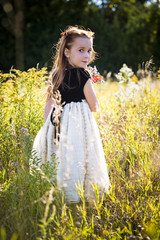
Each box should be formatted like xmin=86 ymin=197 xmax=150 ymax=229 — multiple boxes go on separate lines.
xmin=85 ymin=51 xmax=90 ymax=58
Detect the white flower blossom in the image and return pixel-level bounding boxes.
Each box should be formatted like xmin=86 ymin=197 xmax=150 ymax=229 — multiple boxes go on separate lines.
xmin=115 ymin=64 xmax=134 ymax=84
xmin=113 ymin=64 xmax=151 ymax=105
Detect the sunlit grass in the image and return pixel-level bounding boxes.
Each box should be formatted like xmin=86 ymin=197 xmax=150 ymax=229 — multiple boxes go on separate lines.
xmin=0 ymin=68 xmax=160 ymax=239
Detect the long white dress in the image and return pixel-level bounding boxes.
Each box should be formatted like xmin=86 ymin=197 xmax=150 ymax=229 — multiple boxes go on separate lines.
xmin=30 ymin=69 xmax=110 ymax=203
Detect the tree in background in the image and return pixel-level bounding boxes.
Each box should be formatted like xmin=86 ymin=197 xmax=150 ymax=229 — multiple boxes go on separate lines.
xmin=0 ymin=0 xmax=159 ymax=74
xmin=0 ymin=0 xmax=24 ymax=70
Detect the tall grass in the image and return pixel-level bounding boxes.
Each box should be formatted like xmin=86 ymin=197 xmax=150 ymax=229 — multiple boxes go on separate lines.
xmin=0 ymin=67 xmax=160 ymax=239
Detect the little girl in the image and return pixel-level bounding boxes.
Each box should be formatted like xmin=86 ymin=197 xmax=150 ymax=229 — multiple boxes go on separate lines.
xmin=31 ymin=26 xmax=110 ymax=203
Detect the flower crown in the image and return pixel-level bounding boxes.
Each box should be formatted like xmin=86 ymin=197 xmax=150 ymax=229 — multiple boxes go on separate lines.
xmin=60 ymin=31 xmax=67 ymax=36
xmin=60 ymin=31 xmax=68 ymax=38
xmin=60 ymin=30 xmax=94 ymax=38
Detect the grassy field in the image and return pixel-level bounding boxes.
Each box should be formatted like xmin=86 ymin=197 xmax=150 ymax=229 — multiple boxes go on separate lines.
xmin=0 ymin=67 xmax=160 ymax=240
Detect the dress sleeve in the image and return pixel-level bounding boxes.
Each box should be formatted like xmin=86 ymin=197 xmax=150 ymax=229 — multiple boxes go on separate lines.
xmin=79 ymin=68 xmax=91 ymax=89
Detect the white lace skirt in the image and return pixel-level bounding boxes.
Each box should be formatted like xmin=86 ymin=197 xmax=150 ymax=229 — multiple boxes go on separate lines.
xmin=31 ymin=101 xmax=110 ymax=203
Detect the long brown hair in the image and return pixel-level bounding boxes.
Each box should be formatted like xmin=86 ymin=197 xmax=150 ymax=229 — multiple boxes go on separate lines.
xmin=46 ymin=26 xmax=95 ymax=101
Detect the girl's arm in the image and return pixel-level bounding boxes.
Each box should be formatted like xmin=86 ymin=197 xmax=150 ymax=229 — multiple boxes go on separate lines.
xmin=83 ymin=79 xmax=100 ymax=112
xmin=44 ymin=97 xmax=56 ymax=123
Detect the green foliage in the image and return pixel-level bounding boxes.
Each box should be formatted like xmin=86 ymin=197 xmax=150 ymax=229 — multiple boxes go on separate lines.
xmin=0 ymin=67 xmax=160 ymax=239
xmin=0 ymin=67 xmax=47 ymax=180
xmin=0 ymin=0 xmax=160 ymax=73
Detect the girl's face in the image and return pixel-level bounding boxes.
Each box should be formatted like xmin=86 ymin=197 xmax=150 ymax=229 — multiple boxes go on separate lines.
xmin=65 ymin=37 xmax=92 ymax=69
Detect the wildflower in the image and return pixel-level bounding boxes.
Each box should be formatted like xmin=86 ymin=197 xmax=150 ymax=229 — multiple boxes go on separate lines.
xmin=86 ymin=66 xmax=103 ymax=83
xmin=11 ymin=162 xmax=18 ymax=167
xmin=92 ymin=75 xmax=103 ymax=83
xmin=131 ymin=74 xmax=138 ymax=83
xmin=21 ymin=127 xmax=28 ymax=132
xmin=115 ymin=64 xmax=134 ymax=84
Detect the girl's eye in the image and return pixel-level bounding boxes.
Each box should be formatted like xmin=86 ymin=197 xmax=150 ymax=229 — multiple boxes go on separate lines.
xmin=79 ymin=49 xmax=84 ymax=53
xmin=88 ymin=49 xmax=92 ymax=53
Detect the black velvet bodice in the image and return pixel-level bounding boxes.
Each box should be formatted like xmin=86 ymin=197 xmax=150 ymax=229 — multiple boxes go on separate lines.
xmin=58 ymin=68 xmax=91 ymax=105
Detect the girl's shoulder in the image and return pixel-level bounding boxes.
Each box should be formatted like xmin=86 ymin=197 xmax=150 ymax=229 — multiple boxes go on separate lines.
xmin=64 ymin=68 xmax=91 ymax=82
